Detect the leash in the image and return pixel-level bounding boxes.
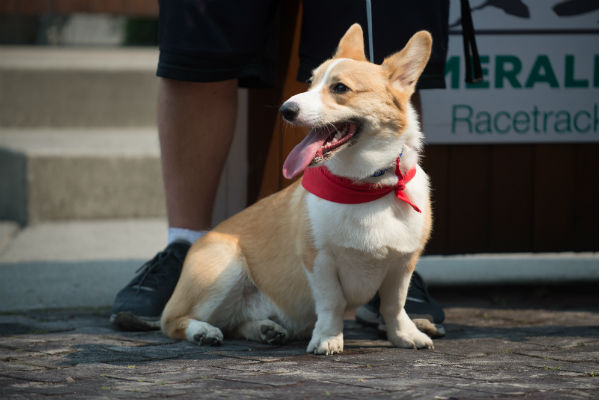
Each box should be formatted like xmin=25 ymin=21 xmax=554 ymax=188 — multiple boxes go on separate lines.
xmin=460 ymin=0 xmax=483 ymax=83
xmin=365 ymin=0 xmax=374 ymax=62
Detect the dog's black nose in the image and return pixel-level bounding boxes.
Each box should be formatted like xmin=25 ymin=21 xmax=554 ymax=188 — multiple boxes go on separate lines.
xmin=280 ymin=102 xmax=300 ymax=122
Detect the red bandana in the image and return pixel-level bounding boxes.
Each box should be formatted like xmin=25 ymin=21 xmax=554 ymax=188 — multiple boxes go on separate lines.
xmin=301 ymin=157 xmax=422 ymax=212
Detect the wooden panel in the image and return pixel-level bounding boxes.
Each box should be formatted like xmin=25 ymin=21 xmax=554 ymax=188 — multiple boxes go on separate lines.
xmin=489 ymin=145 xmax=535 ymax=252
xmin=14 ymin=0 xmax=52 ymax=14
xmin=247 ymin=89 xmax=283 ymax=203
xmin=123 ymin=0 xmax=158 ymax=16
xmin=54 ymin=0 xmax=91 ymax=13
xmin=445 ymin=145 xmax=492 ymax=253
xmin=0 ymin=0 xmax=158 ymax=16
xmin=269 ymin=5 xmax=308 ymax=194
xmin=421 ymin=145 xmax=450 ymax=254
xmin=533 ymin=144 xmax=576 ymax=251
xmin=573 ymin=144 xmax=599 ymax=251
xmin=88 ymin=0 xmax=124 ymax=14
xmin=247 ymin=0 xmax=302 ymax=203
xmin=0 ymin=0 xmax=17 ymax=13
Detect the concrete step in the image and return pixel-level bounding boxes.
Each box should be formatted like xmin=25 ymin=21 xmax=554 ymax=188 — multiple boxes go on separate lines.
xmin=0 ymin=46 xmax=158 ymax=127
xmin=0 ymin=88 xmax=248 ymax=225
xmin=0 ymin=127 xmax=165 ymax=224
xmin=0 ymin=219 xmax=597 ymax=312
xmin=0 ymin=219 xmax=166 ymax=311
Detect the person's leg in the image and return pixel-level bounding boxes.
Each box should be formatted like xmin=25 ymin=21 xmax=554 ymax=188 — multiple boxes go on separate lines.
xmin=158 ymin=78 xmax=238 ymax=232
xmin=111 ymin=79 xmax=238 ymax=330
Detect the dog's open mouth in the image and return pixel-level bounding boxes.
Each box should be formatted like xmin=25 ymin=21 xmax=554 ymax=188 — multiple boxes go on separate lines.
xmin=282 ymin=120 xmax=359 ymax=179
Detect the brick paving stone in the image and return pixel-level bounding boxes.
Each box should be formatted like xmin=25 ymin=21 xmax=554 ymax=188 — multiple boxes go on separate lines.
xmin=0 ymin=285 xmax=597 ymax=399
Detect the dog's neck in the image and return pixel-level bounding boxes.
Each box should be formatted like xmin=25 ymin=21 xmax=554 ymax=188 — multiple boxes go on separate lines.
xmin=357 ymin=144 xmax=418 ymax=186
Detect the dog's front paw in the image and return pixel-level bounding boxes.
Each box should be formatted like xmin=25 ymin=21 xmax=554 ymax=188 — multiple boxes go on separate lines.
xmin=306 ymin=332 xmax=344 ymax=355
xmin=389 ymin=328 xmax=434 ymax=350
xmin=186 ymin=320 xmax=224 ymax=346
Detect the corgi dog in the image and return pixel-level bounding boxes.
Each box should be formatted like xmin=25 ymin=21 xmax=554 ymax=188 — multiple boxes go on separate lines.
xmin=161 ymin=24 xmax=434 ymax=355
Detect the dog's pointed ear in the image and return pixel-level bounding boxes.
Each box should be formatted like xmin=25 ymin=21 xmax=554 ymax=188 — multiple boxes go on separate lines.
xmin=382 ymin=31 xmax=432 ymax=93
xmin=334 ymin=23 xmax=367 ymax=61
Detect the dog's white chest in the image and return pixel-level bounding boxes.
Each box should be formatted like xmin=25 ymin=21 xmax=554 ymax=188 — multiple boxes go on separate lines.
xmin=305 ymin=167 xmax=429 ymax=255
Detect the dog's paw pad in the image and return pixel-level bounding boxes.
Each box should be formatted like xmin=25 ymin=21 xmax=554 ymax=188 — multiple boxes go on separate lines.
xmin=259 ymin=322 xmax=288 ymax=345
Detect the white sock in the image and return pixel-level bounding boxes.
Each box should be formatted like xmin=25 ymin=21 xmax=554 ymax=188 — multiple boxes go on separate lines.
xmin=168 ymin=227 xmax=207 ymax=245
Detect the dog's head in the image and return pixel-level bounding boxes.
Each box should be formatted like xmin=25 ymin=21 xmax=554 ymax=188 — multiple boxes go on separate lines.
xmin=281 ymin=24 xmax=432 ymax=180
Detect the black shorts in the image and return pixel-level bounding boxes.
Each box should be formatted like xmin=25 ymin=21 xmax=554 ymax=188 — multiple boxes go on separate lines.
xmin=157 ymin=0 xmax=449 ymax=89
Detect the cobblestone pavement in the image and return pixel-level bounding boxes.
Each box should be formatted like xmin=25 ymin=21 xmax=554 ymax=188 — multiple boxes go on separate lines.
xmin=0 ymin=286 xmax=597 ymax=399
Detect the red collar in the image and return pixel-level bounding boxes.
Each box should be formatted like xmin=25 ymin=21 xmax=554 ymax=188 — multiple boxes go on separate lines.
xmin=301 ymin=157 xmax=422 ymax=212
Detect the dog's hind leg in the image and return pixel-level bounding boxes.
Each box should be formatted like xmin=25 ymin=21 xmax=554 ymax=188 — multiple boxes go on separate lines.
xmin=160 ymin=232 xmax=247 ymax=345
xmin=161 ymin=314 xmax=224 ymax=346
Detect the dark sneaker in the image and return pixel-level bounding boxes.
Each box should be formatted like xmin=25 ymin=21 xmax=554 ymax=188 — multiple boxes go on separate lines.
xmin=110 ymin=240 xmax=191 ymax=331
xmin=355 ymin=272 xmax=445 ymax=330
xmin=405 ymin=271 xmax=445 ymax=324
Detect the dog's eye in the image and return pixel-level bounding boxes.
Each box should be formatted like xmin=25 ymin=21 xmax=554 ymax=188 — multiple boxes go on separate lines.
xmin=331 ymin=82 xmax=350 ymax=94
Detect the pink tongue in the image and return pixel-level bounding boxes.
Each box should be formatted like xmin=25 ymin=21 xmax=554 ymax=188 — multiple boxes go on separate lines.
xmin=282 ymin=128 xmax=328 ymax=179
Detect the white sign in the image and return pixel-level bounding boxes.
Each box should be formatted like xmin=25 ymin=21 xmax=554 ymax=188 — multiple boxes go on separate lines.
xmin=421 ymin=0 xmax=598 ymax=144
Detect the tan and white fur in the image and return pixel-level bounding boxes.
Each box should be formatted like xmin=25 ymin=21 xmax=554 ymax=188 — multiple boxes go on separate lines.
xmin=161 ymin=24 xmax=434 ymax=354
